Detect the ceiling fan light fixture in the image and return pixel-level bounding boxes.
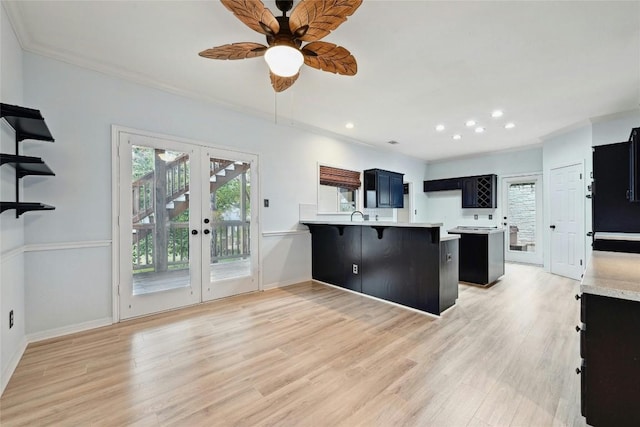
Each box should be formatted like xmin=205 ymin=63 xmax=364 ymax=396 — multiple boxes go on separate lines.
xmin=264 ymin=45 xmax=304 ymax=78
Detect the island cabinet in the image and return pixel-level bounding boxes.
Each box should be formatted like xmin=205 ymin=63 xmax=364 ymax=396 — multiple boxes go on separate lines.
xmin=447 ymin=227 xmax=505 ymax=285
xmin=363 ymin=168 xmax=404 ymax=208
xmin=579 ymin=251 xmax=640 ymax=427
xmin=304 ymin=222 xmax=459 ymax=315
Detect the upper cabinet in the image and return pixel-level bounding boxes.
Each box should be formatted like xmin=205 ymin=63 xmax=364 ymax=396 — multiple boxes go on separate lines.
xmin=630 ymin=127 xmax=639 ymax=203
xmin=424 ymin=174 xmax=497 ymax=208
xmin=364 ymin=168 xmax=404 ymax=208
xmin=461 ymin=175 xmax=497 ymax=208
xmin=1 ymin=103 xmax=56 ymax=217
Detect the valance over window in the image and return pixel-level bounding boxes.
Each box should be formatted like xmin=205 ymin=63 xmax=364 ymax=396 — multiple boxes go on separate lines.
xmin=319 ymin=166 xmax=361 ymax=191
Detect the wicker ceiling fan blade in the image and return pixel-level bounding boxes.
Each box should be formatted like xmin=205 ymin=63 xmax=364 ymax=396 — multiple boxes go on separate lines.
xmin=270 ymin=71 xmax=300 ymax=92
xmin=221 ymin=0 xmax=280 ymax=36
xmin=289 ymin=0 xmax=363 ymax=42
xmin=302 ymin=41 xmax=357 ymax=76
xmin=199 ymin=42 xmax=268 ymax=60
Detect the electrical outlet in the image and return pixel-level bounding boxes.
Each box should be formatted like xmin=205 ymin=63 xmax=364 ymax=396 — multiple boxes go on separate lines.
xmin=489 ymin=214 xmax=493 ymax=220
xmin=474 ymin=214 xmax=478 ymax=220
xmin=9 ymin=310 xmax=14 ymax=329
xmin=352 ymin=264 xmax=358 ymax=274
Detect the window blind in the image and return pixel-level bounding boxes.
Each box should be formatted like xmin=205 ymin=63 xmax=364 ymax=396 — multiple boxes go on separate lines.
xmin=319 ymin=166 xmax=361 ymax=190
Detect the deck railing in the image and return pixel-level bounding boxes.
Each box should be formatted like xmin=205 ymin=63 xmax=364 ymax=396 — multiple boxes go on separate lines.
xmin=132 ymin=220 xmax=250 ymax=272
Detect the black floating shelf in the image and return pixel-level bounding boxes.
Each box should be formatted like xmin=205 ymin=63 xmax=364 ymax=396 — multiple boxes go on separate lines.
xmin=0 ymin=154 xmax=54 ymax=178
xmin=1 ymin=103 xmax=54 ymax=142
xmin=0 ymin=202 xmax=55 ymax=216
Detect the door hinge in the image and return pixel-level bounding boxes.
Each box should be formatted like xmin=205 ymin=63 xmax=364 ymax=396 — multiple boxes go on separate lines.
xmin=580 ymin=259 xmax=583 ymax=266
xmin=580 ymin=173 xmax=582 ymax=180
xmin=117 ymin=285 xmax=120 ymax=295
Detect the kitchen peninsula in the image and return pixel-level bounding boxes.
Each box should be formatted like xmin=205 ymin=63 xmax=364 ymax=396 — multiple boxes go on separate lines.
xmin=301 ymin=221 xmax=459 ymax=315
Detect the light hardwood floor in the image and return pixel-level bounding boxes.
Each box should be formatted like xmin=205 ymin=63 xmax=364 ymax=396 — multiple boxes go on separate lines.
xmin=0 ymin=263 xmax=586 ymax=426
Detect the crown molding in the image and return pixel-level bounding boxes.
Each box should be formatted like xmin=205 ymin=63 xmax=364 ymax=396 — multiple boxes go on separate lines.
xmin=2 ymin=1 xmax=31 ymax=49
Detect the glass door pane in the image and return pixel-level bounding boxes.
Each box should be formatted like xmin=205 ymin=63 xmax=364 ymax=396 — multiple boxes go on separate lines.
xmin=203 ymin=151 xmax=258 ymax=300
xmin=118 ymin=133 xmax=201 ymax=320
xmin=507 ymin=182 xmax=537 ymax=253
xmin=502 ymin=175 xmax=543 ymax=265
xmin=131 ymin=146 xmax=192 ymax=295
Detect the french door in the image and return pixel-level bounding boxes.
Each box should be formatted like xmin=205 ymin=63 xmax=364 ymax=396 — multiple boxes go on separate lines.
xmin=502 ymin=175 xmax=543 ymax=265
xmin=116 ymin=130 xmax=259 ymax=320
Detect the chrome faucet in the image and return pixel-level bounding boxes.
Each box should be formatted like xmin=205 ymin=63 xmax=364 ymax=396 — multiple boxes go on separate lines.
xmin=351 ymin=210 xmax=364 ymax=221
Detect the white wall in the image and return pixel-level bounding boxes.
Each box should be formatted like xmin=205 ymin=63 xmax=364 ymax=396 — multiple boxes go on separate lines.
xmin=0 ymin=3 xmax=27 ymax=394
xmin=423 ymin=146 xmax=543 ymax=232
xmin=18 ymin=52 xmax=430 ymax=336
xmin=592 ymin=110 xmax=640 ymax=147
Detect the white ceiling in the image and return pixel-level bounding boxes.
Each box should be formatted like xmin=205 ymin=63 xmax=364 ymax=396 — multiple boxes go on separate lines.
xmin=4 ymin=0 xmax=640 ymax=161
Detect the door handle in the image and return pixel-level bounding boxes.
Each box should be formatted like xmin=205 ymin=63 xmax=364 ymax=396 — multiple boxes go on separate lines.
xmin=203 ymin=229 xmax=210 ymax=235
xmin=550 ymin=225 xmax=556 ymax=230
xmin=191 ymin=229 xmax=198 ymax=235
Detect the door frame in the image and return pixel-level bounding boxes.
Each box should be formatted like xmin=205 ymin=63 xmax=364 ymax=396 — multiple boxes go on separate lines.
xmin=111 ymin=125 xmax=262 ymax=322
xmin=547 ymin=161 xmax=585 ymax=279
xmin=501 ymin=173 xmax=543 ymax=265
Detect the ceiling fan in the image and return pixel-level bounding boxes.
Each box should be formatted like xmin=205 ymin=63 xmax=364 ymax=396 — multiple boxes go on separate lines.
xmin=199 ymin=0 xmax=362 ymax=92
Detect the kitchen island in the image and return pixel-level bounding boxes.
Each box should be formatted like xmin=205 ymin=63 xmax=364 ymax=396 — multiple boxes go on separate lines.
xmin=447 ymin=226 xmax=505 ymax=285
xmin=301 ymin=221 xmax=459 ymax=315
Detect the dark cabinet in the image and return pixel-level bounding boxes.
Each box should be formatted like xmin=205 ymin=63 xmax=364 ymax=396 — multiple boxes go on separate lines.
xmin=630 ymin=127 xmax=639 ymax=202
xmin=424 ymin=174 xmax=496 ymax=208
xmin=447 ymin=230 xmax=504 ymax=285
xmin=593 ymin=142 xmax=640 ymax=236
xmin=578 ymin=293 xmax=640 ymax=426
xmin=423 ymin=177 xmax=462 ymax=192
xmin=309 ymin=225 xmax=361 ymax=292
xmin=461 ymin=174 xmax=497 ymax=208
xmin=364 ymin=168 xmax=404 ymax=208
xmin=1 ymin=103 xmax=56 ymax=217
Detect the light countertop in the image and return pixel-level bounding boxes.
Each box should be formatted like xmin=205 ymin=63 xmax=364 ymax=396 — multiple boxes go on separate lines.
xmin=301 ymin=220 xmax=443 ymax=228
xmin=447 ymin=227 xmax=505 ymax=235
xmin=581 ymin=251 xmax=640 ymax=302
xmin=440 ymin=235 xmax=461 ymax=242
xmin=594 ymin=232 xmax=640 ymax=242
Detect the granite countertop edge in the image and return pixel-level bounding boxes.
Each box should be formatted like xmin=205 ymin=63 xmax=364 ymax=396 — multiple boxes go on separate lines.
xmin=447 ymin=227 xmax=506 ymax=235
xmin=580 ymin=251 xmax=640 ymax=303
xmin=300 ymin=220 xmax=443 ymax=228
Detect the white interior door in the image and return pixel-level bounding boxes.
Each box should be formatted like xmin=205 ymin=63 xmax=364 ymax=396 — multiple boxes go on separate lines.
xmin=550 ymin=163 xmax=585 ymax=280
xmin=116 ymin=130 xmax=260 ymax=320
xmin=502 ymin=175 xmax=543 ymax=265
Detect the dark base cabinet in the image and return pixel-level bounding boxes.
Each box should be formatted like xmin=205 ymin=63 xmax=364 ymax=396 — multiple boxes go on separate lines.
xmin=579 ymin=293 xmax=640 ymax=426
xmin=306 ymin=224 xmax=458 ymax=315
xmin=448 ymin=231 xmax=504 ymax=285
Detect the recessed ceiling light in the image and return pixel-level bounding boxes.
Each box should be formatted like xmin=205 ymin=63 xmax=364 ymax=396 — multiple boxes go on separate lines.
xmin=345 ymin=122 xmax=354 ymax=129
xmin=505 ymin=122 xmax=515 ymax=129
xmin=466 ymin=120 xmax=476 ymax=127
xmin=435 ymin=124 xmax=445 ymax=132
xmin=491 ymin=110 xmax=504 ymax=118
xmin=475 ymin=127 xmax=485 ymax=133
xmin=453 ymin=134 xmax=462 ymax=140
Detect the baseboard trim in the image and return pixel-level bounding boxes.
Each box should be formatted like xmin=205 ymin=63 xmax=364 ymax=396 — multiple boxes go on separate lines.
xmin=263 ymin=276 xmax=312 ymax=290
xmin=313 ymin=280 xmax=440 ymax=319
xmin=1 ymin=336 xmax=28 ymax=396
xmin=26 ymin=317 xmax=113 ymax=344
